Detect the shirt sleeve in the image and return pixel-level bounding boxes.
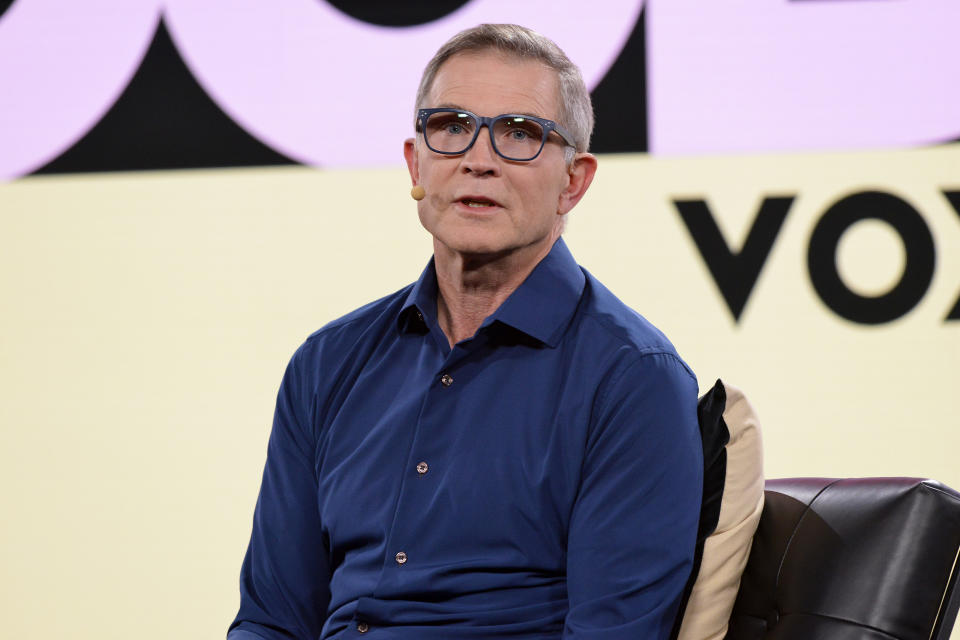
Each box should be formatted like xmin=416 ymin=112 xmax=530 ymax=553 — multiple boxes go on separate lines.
xmin=564 ymin=351 xmax=703 ymax=639
xmin=228 ymin=345 xmax=332 ymax=640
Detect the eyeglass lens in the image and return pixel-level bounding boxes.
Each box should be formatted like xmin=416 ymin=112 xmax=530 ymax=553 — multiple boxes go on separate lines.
xmin=424 ymin=111 xmax=545 ymax=160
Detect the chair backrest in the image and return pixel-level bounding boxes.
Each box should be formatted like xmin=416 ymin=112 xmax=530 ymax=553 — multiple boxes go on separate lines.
xmin=726 ymin=477 xmax=960 ymax=640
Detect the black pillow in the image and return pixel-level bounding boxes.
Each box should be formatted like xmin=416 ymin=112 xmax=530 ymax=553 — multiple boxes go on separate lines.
xmin=669 ymin=378 xmax=731 ymax=639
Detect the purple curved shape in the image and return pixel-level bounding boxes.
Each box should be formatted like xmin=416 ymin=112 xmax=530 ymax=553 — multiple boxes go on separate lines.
xmin=0 ymin=0 xmax=162 ymax=180
xmin=647 ymin=0 xmax=960 ymax=155
xmin=161 ymin=0 xmax=643 ymax=168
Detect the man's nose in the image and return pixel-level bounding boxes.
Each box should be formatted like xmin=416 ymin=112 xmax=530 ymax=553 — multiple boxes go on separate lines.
xmin=461 ymin=126 xmax=500 ymax=175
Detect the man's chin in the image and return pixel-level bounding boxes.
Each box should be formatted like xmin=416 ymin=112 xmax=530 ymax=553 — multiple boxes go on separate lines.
xmin=433 ymin=233 xmax=557 ymax=267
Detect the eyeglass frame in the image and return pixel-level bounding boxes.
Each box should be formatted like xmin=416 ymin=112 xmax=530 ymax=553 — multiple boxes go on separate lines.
xmin=415 ymin=108 xmax=577 ymax=162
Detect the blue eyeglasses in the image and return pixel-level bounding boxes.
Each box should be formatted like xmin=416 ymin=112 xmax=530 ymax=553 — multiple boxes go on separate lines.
xmin=416 ymin=108 xmax=576 ymax=162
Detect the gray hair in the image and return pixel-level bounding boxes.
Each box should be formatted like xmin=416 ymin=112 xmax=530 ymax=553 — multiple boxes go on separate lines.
xmin=414 ymin=24 xmax=595 ymax=154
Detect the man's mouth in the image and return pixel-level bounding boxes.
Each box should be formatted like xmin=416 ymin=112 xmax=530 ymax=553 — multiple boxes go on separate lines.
xmin=458 ymin=196 xmax=499 ymax=208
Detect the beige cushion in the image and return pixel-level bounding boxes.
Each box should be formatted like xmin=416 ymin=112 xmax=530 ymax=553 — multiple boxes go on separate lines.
xmin=677 ymin=382 xmax=765 ymax=640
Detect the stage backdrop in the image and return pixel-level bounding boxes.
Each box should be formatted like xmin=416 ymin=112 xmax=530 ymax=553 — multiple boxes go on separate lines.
xmin=1 ymin=2 xmax=958 ymax=639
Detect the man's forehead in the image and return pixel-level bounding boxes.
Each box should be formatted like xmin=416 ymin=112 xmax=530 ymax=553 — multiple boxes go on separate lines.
xmin=426 ymin=50 xmax=561 ymax=117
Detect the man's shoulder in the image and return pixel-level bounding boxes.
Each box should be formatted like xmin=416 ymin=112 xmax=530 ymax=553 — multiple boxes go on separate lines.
xmin=297 ymin=283 xmax=414 ymax=357
xmin=578 ymin=270 xmax=694 ymax=380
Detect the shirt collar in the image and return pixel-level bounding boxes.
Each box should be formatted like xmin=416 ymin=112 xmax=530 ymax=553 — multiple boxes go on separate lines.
xmin=398 ymin=257 xmax=440 ymax=335
xmin=398 ymin=238 xmax=586 ymax=348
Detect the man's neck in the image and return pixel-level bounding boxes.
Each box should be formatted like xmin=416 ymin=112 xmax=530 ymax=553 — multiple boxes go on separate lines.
xmin=433 ymin=236 xmax=558 ymax=348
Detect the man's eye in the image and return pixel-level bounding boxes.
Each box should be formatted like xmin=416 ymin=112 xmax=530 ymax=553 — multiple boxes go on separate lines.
xmin=445 ymin=123 xmax=465 ymax=135
xmin=508 ymin=128 xmax=530 ymax=140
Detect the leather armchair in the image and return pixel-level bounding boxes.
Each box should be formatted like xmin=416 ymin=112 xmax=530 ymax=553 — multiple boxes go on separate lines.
xmin=727 ymin=477 xmax=960 ymax=640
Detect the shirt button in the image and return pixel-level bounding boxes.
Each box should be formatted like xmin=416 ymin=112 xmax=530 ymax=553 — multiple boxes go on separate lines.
xmin=395 ymin=551 xmax=408 ymax=565
xmin=357 ymin=622 xmax=369 ymax=633
xmin=440 ymin=373 xmax=453 ymax=387
xmin=416 ymin=461 xmax=429 ymax=475
xmin=416 ymin=310 xmax=423 ymax=322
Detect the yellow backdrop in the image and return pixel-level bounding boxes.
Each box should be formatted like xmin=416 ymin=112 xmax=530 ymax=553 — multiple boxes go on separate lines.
xmin=1 ymin=145 xmax=958 ymax=638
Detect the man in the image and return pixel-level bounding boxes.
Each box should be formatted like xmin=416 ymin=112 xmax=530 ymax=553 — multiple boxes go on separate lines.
xmin=229 ymin=24 xmax=702 ymax=640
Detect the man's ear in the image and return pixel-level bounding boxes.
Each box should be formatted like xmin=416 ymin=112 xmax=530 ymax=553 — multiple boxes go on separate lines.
xmin=404 ymin=138 xmax=420 ymax=185
xmin=557 ymin=152 xmax=598 ymax=215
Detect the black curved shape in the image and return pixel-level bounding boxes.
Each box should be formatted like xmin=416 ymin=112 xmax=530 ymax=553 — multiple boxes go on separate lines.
xmin=932 ymin=136 xmax=960 ymax=147
xmin=807 ymin=191 xmax=936 ymax=325
xmin=323 ymin=0 xmax=470 ymax=26
xmin=28 ymin=5 xmax=650 ymax=175
xmin=0 ymin=0 xmax=15 ymax=20
xmin=33 ymin=18 xmax=296 ymax=175
xmin=588 ymin=8 xmax=648 ymax=153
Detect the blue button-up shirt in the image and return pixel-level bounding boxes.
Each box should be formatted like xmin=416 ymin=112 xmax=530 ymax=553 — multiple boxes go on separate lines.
xmin=228 ymin=239 xmax=703 ymax=640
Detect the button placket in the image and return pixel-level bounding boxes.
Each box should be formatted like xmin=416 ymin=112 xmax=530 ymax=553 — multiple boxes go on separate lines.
xmin=379 ymin=358 xmax=462 ymax=585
